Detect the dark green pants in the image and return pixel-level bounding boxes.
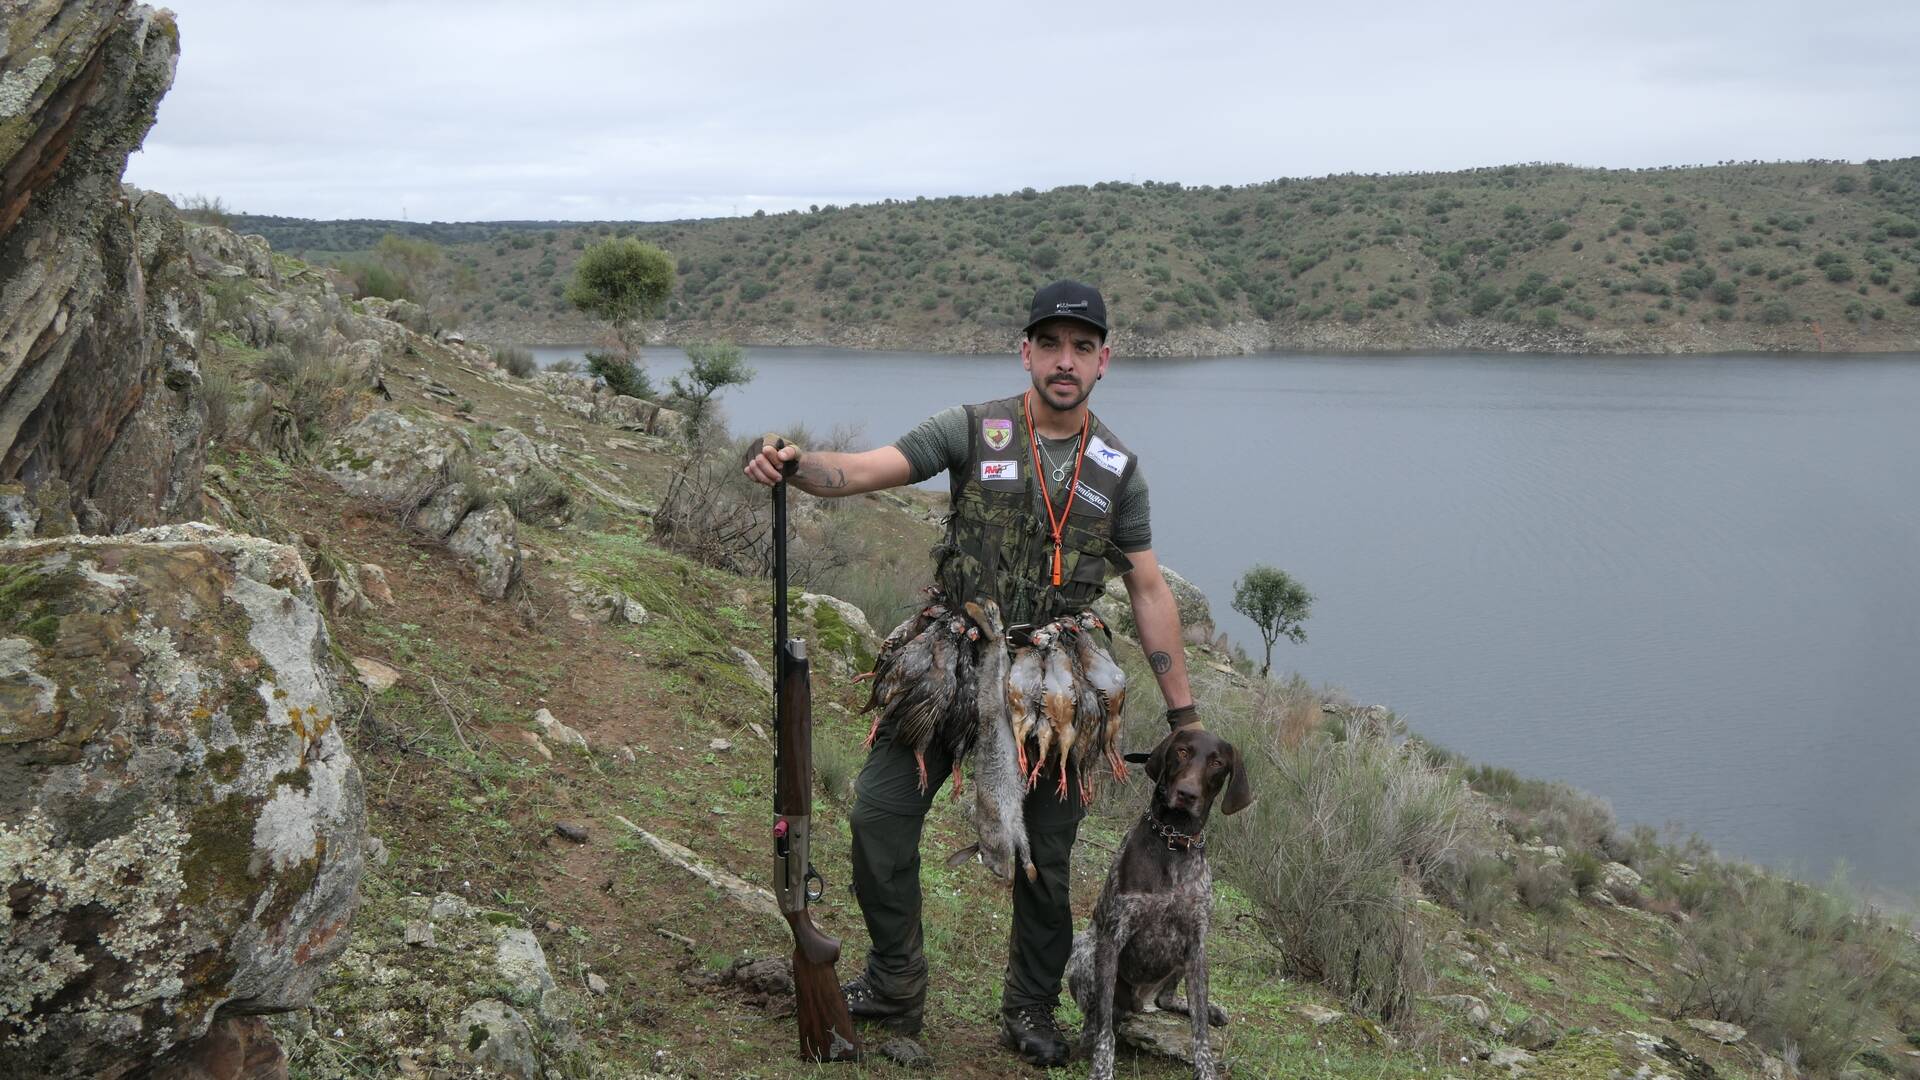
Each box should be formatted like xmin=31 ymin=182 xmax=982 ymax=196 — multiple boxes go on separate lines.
xmin=849 ymin=723 xmax=1084 ymax=1013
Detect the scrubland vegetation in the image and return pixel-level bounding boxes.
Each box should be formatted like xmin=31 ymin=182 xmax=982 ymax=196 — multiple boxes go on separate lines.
xmin=234 ymin=158 xmax=1920 ymax=351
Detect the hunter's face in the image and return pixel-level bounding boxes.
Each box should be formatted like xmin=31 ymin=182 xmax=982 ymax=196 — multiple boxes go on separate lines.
xmin=1021 ymin=319 xmax=1110 ymax=412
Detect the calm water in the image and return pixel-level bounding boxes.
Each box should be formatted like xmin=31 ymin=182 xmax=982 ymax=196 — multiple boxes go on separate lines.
xmin=532 ymin=345 xmax=1920 ymax=896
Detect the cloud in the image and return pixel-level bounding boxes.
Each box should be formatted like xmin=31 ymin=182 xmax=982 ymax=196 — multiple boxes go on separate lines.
xmin=125 ymin=0 xmax=1920 ymax=221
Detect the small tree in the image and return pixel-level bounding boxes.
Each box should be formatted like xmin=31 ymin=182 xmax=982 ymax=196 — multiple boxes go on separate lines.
xmin=566 ymin=238 xmax=675 ymax=362
xmin=1232 ymin=565 xmax=1313 ymax=678
xmin=668 ymin=340 xmax=754 ymax=448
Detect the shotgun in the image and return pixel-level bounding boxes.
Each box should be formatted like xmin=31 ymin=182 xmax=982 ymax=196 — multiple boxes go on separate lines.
xmin=770 ymin=442 xmax=861 ymax=1062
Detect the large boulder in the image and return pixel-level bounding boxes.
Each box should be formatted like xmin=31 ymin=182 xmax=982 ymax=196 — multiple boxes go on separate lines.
xmin=447 ymin=501 xmax=521 ymax=600
xmin=1 ymin=1 xmax=210 ymax=535
xmin=797 ymin=591 xmax=879 ymax=676
xmin=184 ymin=224 xmax=277 ymax=285
xmin=0 ymin=523 xmax=366 ymax=1078
xmin=320 ymin=409 xmax=466 ymax=508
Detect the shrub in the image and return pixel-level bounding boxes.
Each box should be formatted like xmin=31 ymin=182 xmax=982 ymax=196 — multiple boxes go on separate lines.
xmin=586 ymin=350 xmax=654 ymax=400
xmin=1710 ymin=281 xmax=1738 ymax=304
xmin=1658 ymin=864 xmax=1910 ymax=1074
xmin=1430 ymin=850 xmax=1507 ymax=930
xmin=338 ymin=258 xmax=413 ymax=301
xmin=1564 ymin=850 xmax=1603 ymax=896
xmin=1761 ymin=300 xmax=1794 ymax=325
xmin=813 ymin=731 xmax=863 ymax=806
xmin=1514 ymin=857 xmax=1570 ymax=913
xmin=503 ymin=466 xmax=571 ymax=525
xmin=201 ymin=368 xmax=239 ymax=443
xmin=492 ymin=344 xmax=536 ymax=378
xmin=1468 ymin=285 xmax=1504 ymax=316
xmin=1209 ymin=719 xmax=1489 ymax=1024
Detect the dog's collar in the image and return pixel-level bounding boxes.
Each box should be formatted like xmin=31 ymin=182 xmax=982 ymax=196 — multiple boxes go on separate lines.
xmin=1142 ymin=810 xmax=1205 ymax=851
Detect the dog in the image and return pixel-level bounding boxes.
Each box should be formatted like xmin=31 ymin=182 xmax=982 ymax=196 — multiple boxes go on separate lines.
xmin=1067 ymin=725 xmax=1253 ymax=1080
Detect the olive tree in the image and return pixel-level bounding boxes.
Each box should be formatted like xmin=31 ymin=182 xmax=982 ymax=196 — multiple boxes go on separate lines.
xmin=565 ymin=238 xmax=675 ymax=362
xmin=1231 ymin=565 xmax=1314 ymax=678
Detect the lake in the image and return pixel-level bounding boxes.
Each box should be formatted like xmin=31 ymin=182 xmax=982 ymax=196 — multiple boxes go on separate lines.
xmin=531 ymin=344 xmax=1920 ymax=897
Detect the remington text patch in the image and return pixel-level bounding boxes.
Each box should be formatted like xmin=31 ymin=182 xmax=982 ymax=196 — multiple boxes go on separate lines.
xmin=1085 ymin=435 xmax=1128 ymax=477
xmin=982 ymin=417 xmax=1013 ymax=451
xmin=980 ymin=460 xmax=1019 ymax=481
xmin=1072 ymin=481 xmax=1110 ymax=513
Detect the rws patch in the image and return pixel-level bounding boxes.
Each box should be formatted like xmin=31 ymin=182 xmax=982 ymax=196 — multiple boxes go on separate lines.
xmin=980 ymin=460 xmax=1019 ymax=481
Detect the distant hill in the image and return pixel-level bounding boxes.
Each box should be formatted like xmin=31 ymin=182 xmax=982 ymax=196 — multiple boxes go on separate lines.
xmin=228 ymin=158 xmax=1920 ymax=355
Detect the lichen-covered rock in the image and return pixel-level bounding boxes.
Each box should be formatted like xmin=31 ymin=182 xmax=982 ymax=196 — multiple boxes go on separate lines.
xmin=450 ymin=1001 xmax=539 ymax=1080
xmin=320 ymin=409 xmax=465 ymax=508
xmin=287 ymin=890 xmax=580 ymax=1079
xmin=0 ymin=523 xmax=366 ymax=1078
xmin=183 ymin=224 xmax=277 ymax=286
xmin=797 ymin=591 xmax=879 ymax=676
xmin=1 ymin=6 xmax=214 ymax=535
xmin=447 ymin=501 xmax=520 ymax=599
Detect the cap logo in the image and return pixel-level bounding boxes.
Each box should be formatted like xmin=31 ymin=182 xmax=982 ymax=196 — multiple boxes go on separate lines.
xmin=1055 ymin=301 xmax=1089 ymax=313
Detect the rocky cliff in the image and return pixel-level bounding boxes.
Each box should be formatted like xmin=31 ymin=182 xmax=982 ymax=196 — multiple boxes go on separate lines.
xmin=2 ymin=1 xmax=208 ymax=534
xmin=2 ymin=8 xmax=371 ymax=1078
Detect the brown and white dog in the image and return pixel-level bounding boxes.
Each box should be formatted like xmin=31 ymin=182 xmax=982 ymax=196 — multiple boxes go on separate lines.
xmin=1067 ymin=725 xmax=1253 ymax=1080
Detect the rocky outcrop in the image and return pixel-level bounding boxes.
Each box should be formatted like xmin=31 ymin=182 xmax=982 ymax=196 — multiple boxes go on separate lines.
xmin=284 ymin=891 xmax=577 ymax=1079
xmin=321 ymin=409 xmax=524 ymax=598
xmin=2 ymin=5 xmax=215 ymax=535
xmin=0 ymin=523 xmax=366 ymax=1078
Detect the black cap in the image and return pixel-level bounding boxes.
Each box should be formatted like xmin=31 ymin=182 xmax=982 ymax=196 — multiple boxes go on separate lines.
xmin=1024 ymin=280 xmax=1108 ymax=337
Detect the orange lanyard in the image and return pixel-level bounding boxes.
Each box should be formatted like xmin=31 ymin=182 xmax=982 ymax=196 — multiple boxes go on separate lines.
xmin=1023 ymin=391 xmax=1089 ymax=587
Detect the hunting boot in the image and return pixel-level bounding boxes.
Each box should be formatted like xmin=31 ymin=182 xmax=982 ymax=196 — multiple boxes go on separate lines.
xmin=999 ymin=1003 xmax=1071 ymax=1067
xmin=840 ymin=973 xmax=924 ymax=1035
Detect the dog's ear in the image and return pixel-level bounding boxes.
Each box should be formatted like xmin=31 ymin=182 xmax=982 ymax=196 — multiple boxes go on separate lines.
xmin=1140 ymin=731 xmax=1178 ymax=783
xmin=1218 ymin=739 xmax=1255 ymax=816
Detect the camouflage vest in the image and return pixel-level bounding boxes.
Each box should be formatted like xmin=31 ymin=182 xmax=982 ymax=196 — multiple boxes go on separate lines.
xmin=933 ymin=394 xmax=1137 ymax=625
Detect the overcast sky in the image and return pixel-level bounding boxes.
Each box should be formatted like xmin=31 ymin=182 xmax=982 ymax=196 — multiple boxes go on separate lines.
xmin=124 ymin=0 xmax=1920 ymax=223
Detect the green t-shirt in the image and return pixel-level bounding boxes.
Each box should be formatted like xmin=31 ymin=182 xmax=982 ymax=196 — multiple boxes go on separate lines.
xmin=892 ymin=405 xmax=1152 ymax=553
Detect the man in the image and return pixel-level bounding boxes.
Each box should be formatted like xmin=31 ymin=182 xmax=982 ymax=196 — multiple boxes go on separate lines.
xmin=745 ymin=280 xmax=1199 ymax=1067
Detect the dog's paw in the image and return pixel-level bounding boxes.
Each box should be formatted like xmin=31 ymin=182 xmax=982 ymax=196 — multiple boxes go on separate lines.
xmin=1192 ymin=1047 xmax=1222 ymax=1080
xmin=1206 ymin=1002 xmax=1229 ymax=1027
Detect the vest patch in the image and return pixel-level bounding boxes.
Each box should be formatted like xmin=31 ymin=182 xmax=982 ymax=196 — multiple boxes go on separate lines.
xmin=982 ymin=417 xmax=1012 ymax=450
xmin=1085 ymin=434 xmax=1129 ymax=477
xmin=1073 ymin=480 xmax=1111 ymax=514
xmin=980 ymin=460 xmax=1019 ymax=481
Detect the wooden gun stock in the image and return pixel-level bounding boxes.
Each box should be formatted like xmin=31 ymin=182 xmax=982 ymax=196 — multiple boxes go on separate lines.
xmin=772 ymin=529 xmax=860 ymax=1061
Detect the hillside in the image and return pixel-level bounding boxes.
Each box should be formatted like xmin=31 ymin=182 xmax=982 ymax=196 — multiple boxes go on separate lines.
xmin=231 ymin=158 xmax=1920 ymax=356
xmin=171 ymin=228 xmax=1920 ymax=1078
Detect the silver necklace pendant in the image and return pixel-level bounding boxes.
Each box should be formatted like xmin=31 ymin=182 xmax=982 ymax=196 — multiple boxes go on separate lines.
xmin=1040 ymin=440 xmax=1076 ymax=483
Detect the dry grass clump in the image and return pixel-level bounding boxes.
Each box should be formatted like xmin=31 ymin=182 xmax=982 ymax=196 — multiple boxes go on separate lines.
xmin=503 ymin=465 xmax=572 ymax=525
xmin=244 ymin=341 xmax=358 ymax=457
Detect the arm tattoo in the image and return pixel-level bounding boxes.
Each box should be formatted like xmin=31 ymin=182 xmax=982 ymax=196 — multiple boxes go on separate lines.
xmin=1149 ymin=651 xmax=1172 ymax=674
xmin=796 ymin=460 xmax=847 ymax=491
